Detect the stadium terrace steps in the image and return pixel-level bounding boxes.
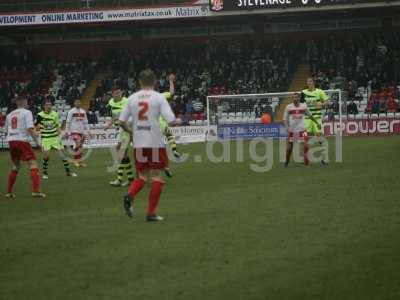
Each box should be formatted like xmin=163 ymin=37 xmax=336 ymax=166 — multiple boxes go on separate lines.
xmin=80 ymin=72 xmax=109 ymax=110
xmin=275 ymin=64 xmax=312 ymax=122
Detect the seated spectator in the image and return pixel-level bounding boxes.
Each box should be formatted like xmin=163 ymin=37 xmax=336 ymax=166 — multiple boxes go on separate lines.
xmin=369 ymin=92 xmax=378 ymax=102
xmin=87 ymin=110 xmax=98 ymax=125
xmin=386 ymin=98 xmax=398 ymax=112
xmin=347 ymin=100 xmax=359 ymax=115
xmin=192 ymin=98 xmax=204 ymax=113
xmin=0 ymin=112 xmax=6 ymax=127
xmin=371 ymin=99 xmax=381 ymax=114
xmin=185 ymin=99 xmax=193 ymax=115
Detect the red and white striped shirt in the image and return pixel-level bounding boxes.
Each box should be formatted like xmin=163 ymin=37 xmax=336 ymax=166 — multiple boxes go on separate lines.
xmin=66 ymin=107 xmax=89 ymax=134
xmin=283 ymin=103 xmax=311 ymax=133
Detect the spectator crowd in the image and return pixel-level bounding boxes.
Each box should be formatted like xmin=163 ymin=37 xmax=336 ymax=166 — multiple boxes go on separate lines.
xmin=89 ymin=40 xmax=296 ymax=122
xmin=1 ymin=30 xmax=400 ymax=126
xmin=308 ymin=31 xmax=400 ymax=114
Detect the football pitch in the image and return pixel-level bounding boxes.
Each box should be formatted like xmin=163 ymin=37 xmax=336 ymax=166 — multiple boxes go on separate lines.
xmin=1 ymin=137 xmax=400 ymax=300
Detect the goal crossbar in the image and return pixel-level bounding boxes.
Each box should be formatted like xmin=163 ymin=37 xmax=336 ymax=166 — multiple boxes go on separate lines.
xmin=206 ymin=89 xmax=341 ymax=99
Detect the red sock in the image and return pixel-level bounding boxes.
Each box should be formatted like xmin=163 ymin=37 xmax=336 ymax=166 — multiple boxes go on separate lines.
xmin=147 ymin=181 xmax=164 ymax=216
xmin=304 ymin=143 xmax=309 ymax=165
xmin=73 ymin=144 xmax=82 ymax=160
xmin=74 ymin=150 xmax=81 ymax=160
xmin=30 ymin=168 xmax=40 ymax=193
xmin=127 ymin=178 xmax=146 ymax=199
xmin=7 ymin=170 xmax=18 ymax=193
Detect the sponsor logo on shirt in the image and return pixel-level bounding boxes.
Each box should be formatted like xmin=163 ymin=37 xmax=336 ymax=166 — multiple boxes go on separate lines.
xmin=137 ymin=125 xmax=151 ymax=131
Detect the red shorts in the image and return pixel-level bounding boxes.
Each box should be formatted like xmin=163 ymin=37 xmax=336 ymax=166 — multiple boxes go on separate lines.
xmin=71 ymin=132 xmax=83 ymax=142
xmin=134 ymin=148 xmax=168 ymax=173
xmin=9 ymin=141 xmax=36 ymax=162
xmin=288 ymin=131 xmax=308 ymax=143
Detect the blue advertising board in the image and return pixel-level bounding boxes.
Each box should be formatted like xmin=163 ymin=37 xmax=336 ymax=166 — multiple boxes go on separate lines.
xmin=217 ymin=123 xmax=287 ymax=140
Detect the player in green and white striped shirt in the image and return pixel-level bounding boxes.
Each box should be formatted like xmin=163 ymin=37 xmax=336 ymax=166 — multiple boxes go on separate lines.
xmin=35 ymin=99 xmax=77 ymax=179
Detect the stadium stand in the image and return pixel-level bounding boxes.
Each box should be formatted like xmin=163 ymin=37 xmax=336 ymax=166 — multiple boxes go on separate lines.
xmin=0 ymin=31 xmax=399 ymax=127
xmin=308 ymin=31 xmax=400 ymax=118
xmin=0 ymin=48 xmax=97 ymax=123
xmin=87 ymin=40 xmax=297 ymax=126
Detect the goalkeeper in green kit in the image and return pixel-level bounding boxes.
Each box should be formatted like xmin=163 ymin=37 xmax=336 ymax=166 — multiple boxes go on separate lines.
xmin=301 ymin=77 xmax=329 ymax=165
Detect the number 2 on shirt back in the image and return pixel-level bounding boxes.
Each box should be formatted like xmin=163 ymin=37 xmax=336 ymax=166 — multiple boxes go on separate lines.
xmin=11 ymin=116 xmax=18 ymax=129
xmin=138 ymin=102 xmax=149 ymax=121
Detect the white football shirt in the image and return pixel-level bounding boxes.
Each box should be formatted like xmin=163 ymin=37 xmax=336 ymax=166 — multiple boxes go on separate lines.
xmin=283 ymin=103 xmax=311 ymax=133
xmin=119 ymin=89 xmax=175 ymax=148
xmin=6 ymin=108 xmax=34 ymax=142
xmin=66 ymin=107 xmax=89 ymax=134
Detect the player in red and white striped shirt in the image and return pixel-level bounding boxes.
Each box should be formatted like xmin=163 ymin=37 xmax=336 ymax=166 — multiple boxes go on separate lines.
xmin=119 ymin=69 xmax=177 ymax=222
xmin=283 ymin=93 xmax=320 ymax=167
xmin=5 ymin=96 xmax=45 ymax=198
xmin=65 ymin=99 xmax=89 ymax=167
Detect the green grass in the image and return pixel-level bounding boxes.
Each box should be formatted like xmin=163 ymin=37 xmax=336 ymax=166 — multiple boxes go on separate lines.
xmin=1 ymin=137 xmax=400 ymax=300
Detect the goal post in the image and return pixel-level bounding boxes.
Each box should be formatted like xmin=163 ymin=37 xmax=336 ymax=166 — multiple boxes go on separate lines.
xmin=206 ymin=89 xmax=343 ymax=141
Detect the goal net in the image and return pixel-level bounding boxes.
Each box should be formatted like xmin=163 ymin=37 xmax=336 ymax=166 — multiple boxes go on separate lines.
xmin=206 ymin=90 xmax=343 ymax=141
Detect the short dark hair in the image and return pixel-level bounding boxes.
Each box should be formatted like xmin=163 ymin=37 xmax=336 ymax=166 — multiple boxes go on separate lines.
xmin=15 ymin=95 xmax=26 ymax=103
xmin=112 ymin=84 xmax=122 ymax=92
xmin=139 ymin=69 xmax=156 ymax=87
xmin=43 ymin=98 xmax=53 ymax=105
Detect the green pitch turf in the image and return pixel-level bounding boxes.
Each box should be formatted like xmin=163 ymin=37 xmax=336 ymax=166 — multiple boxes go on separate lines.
xmin=1 ymin=137 xmax=400 ymax=300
